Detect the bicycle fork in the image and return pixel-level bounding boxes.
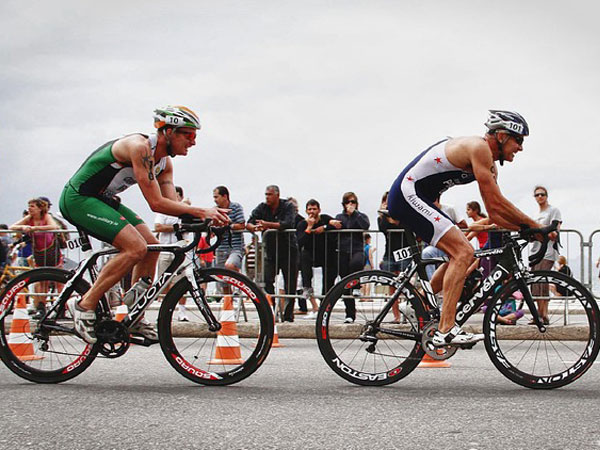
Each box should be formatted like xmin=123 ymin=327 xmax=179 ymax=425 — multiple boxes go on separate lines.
xmin=514 ymin=274 xmax=547 ymax=332
xmin=186 ymin=267 xmax=221 ymax=333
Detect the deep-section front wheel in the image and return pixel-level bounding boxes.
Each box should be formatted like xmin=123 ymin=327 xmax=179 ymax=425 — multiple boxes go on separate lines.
xmin=484 ymin=270 xmax=600 ymax=389
xmin=158 ymin=268 xmax=273 ymax=385
xmin=0 ymin=268 xmax=98 ymax=383
xmin=316 ymin=270 xmax=427 ymax=386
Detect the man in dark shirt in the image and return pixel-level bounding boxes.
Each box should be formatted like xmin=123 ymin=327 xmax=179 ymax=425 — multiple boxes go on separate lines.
xmin=296 ymin=199 xmax=336 ymax=319
xmin=247 ymin=185 xmax=299 ymax=322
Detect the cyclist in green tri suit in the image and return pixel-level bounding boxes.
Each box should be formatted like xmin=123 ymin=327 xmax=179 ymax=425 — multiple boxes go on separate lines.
xmin=59 ymin=106 xmax=230 ymax=344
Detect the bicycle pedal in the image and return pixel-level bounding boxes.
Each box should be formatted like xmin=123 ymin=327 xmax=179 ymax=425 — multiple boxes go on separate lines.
xmin=129 ymin=336 xmax=158 ymax=347
xmin=458 ymin=343 xmax=477 ymax=350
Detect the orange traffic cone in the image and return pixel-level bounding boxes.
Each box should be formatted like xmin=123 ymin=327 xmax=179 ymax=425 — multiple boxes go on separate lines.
xmin=8 ymin=294 xmax=44 ymax=361
xmin=267 ymin=294 xmax=284 ymax=348
xmin=208 ymin=295 xmax=244 ymax=365
xmin=418 ymin=352 xmax=452 ymax=368
xmin=114 ymin=303 xmax=128 ymax=322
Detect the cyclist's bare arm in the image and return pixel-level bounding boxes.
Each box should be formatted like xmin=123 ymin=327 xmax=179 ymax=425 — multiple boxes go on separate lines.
xmin=157 ymin=159 xmax=178 ymax=201
xmin=470 ymin=142 xmax=538 ymax=231
xmin=124 ymin=139 xmax=229 ymax=224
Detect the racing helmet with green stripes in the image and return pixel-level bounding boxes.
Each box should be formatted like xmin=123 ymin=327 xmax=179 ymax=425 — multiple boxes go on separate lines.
xmin=153 ymin=105 xmax=201 ymax=130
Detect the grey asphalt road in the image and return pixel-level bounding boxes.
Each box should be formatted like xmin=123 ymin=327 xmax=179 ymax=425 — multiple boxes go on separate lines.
xmin=1 ymin=339 xmax=599 ymax=450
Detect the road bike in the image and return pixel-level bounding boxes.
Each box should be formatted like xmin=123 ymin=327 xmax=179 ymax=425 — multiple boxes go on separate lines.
xmin=316 ymin=221 xmax=600 ymax=389
xmin=0 ymin=217 xmax=273 ymax=385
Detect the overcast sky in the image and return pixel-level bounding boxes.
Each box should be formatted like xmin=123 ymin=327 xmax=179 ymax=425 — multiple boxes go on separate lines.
xmin=2 ymin=1 xmax=599 ymax=264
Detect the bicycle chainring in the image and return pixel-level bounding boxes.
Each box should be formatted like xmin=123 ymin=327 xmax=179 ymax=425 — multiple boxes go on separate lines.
xmin=421 ymin=321 xmax=458 ymax=360
xmin=96 ymin=320 xmax=130 ymax=358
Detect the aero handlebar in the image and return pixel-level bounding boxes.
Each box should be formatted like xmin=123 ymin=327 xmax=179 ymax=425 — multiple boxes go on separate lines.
xmin=518 ymin=220 xmax=560 ymax=267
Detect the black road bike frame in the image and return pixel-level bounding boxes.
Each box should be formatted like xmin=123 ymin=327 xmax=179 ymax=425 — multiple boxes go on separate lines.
xmin=361 ymin=224 xmax=557 ymax=342
xmin=37 ymin=219 xmax=225 ymax=339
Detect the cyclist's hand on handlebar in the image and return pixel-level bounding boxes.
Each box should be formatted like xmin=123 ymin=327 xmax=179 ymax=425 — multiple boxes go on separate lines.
xmin=204 ymin=207 xmax=230 ymax=226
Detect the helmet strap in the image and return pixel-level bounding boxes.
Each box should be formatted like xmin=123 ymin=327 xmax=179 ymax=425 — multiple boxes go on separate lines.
xmin=495 ymin=134 xmax=506 ymax=166
xmin=163 ymin=128 xmax=175 ymax=157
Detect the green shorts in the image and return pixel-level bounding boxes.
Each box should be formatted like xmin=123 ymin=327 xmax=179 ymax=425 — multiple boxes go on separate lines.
xmin=59 ymin=184 xmax=145 ymax=244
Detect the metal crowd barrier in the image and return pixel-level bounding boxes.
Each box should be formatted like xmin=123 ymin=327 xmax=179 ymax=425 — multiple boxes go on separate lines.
xmin=254 ymin=227 xmax=592 ymax=300
xmin=0 ymin=229 xmax=86 ymax=270
xmin=1 ymin=227 xmax=596 ymax=300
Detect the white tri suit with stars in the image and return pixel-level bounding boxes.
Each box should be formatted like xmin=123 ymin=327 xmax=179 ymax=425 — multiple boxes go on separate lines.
xmin=387 ymin=138 xmax=476 ymax=246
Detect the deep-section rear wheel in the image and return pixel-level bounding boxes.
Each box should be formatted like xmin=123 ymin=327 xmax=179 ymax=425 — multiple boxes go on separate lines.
xmin=0 ymin=268 xmax=98 ymax=383
xmin=316 ymin=270 xmax=427 ymax=386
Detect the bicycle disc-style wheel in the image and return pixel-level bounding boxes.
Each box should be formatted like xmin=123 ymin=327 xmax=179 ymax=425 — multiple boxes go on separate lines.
xmin=158 ymin=268 xmax=273 ymax=386
xmin=316 ymin=270 xmax=427 ymax=386
xmin=484 ymin=270 xmax=600 ymax=389
xmin=0 ymin=268 xmax=99 ymax=383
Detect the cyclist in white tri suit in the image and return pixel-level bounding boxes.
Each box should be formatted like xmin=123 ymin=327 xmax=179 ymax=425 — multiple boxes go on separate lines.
xmin=388 ymin=110 xmax=549 ymax=347
xmin=59 ymin=106 xmax=229 ymax=344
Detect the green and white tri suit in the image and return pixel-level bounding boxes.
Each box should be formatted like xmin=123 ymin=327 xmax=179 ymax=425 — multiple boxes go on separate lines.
xmin=59 ymin=134 xmax=167 ymax=243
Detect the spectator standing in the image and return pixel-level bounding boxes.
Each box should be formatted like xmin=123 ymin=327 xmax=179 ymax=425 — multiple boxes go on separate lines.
xmin=197 ymin=233 xmax=216 ymax=268
xmin=552 ymin=255 xmax=572 ymax=297
xmin=296 ymin=199 xmax=335 ymax=319
xmin=378 ymin=191 xmax=410 ymax=323
xmin=465 ymin=201 xmax=489 ymax=249
xmin=247 ymin=185 xmax=298 ymax=322
xmin=13 ymin=210 xmax=33 ymax=267
xmin=378 ymin=192 xmax=410 ymax=273
xmin=465 ymin=200 xmax=498 ymax=277
xmin=154 ymin=186 xmax=190 ymax=321
xmin=10 ymin=198 xmax=63 ymax=317
xmin=360 ymin=233 xmax=376 ymax=302
xmin=330 ymin=192 xmax=370 ymax=323
xmin=529 ymin=186 xmax=562 ymax=325
xmin=213 ymin=186 xmax=245 ymax=272
xmin=10 ymin=198 xmax=62 ymax=268
xmin=39 ymin=196 xmax=69 ymax=249
xmin=287 ymin=197 xmax=306 ymax=314
xmin=0 ymin=224 xmax=11 ymax=269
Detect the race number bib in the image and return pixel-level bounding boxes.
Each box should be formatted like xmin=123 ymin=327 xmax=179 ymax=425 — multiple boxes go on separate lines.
xmin=392 ymin=247 xmax=413 ymax=262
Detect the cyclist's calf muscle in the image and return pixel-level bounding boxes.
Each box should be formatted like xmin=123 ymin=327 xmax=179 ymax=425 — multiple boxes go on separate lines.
xmin=78 ymin=224 xmax=152 ymax=311
xmin=435 ymin=227 xmax=474 ymax=333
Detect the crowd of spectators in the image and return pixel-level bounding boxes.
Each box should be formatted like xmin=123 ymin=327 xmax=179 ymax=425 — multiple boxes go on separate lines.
xmin=0 ymin=185 xmax=570 ymax=326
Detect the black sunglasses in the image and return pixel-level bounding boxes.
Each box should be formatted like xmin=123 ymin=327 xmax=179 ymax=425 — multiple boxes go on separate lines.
xmin=534 ymin=193 xmax=547 ymax=198
xmin=511 ymin=135 xmax=524 ymax=145
xmin=344 ymin=199 xmax=357 ymax=205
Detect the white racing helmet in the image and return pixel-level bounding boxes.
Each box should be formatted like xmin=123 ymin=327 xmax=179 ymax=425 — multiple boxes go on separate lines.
xmin=153 ymin=105 xmax=201 ymax=130
xmin=485 ymin=110 xmax=529 ymax=136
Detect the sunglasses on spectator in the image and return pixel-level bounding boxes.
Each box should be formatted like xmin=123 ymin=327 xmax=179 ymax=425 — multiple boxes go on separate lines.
xmin=534 ymin=193 xmax=547 ymax=197
xmin=344 ymin=200 xmax=357 ymax=205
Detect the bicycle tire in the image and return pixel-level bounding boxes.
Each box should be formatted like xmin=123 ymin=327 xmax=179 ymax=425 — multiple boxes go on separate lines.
xmin=158 ymin=268 xmax=273 ymax=386
xmin=0 ymin=268 xmax=99 ymax=383
xmin=316 ymin=270 xmax=427 ymax=386
xmin=483 ymin=270 xmax=600 ymax=389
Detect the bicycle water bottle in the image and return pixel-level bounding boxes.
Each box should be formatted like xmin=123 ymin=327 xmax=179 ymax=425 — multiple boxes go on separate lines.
xmin=123 ymin=276 xmax=152 ymax=309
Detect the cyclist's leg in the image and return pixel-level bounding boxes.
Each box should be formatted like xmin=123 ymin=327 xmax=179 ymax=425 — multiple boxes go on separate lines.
xmin=60 ymin=188 xmax=151 ymax=312
xmin=130 ymin=223 xmax=160 ymax=284
xmin=435 ymin=227 xmax=474 ymax=333
xmin=78 ymin=224 xmax=147 ymax=311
